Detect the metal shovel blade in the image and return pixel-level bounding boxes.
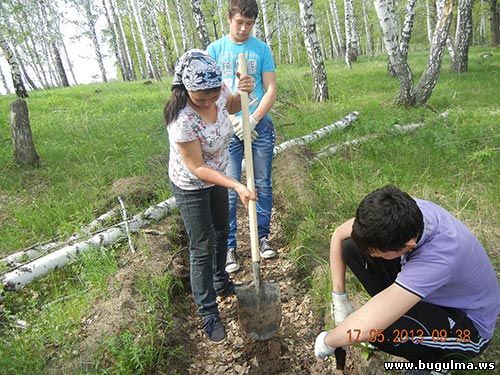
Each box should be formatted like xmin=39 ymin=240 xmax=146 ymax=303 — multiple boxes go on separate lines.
xmin=235 ymin=269 xmax=281 ymax=341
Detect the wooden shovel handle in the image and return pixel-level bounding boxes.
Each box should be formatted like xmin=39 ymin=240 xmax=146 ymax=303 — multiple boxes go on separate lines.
xmin=238 ymin=53 xmax=260 ymax=264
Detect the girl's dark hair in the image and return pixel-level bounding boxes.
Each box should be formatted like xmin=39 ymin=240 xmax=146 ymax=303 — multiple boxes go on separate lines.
xmin=164 ymin=85 xmax=188 ymax=125
xmin=228 ymin=0 xmax=259 ymax=20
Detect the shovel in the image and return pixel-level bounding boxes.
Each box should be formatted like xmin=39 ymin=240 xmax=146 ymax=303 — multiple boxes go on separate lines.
xmin=234 ymin=53 xmax=281 ymax=341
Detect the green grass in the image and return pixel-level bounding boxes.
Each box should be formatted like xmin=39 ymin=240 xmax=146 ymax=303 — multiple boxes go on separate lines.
xmin=0 ymin=47 xmax=498 ymax=373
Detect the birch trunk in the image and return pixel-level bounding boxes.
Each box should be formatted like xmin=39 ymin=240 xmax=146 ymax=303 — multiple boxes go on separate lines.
xmin=111 ymin=0 xmax=135 ymax=80
xmin=216 ymin=0 xmax=226 ymax=35
xmin=276 ymin=2 xmax=283 ymax=64
xmin=103 ymin=0 xmax=127 ymax=81
xmin=10 ymin=99 xmax=39 ymax=166
xmin=451 ymin=0 xmax=473 ymax=72
xmin=0 ymin=31 xmax=28 ymax=98
xmin=51 ymin=42 xmax=70 ymax=87
xmin=60 ymin=38 xmax=78 ymax=85
xmin=426 ymin=0 xmax=435 ymax=45
xmin=414 ymin=0 xmax=454 ymax=105
xmin=16 ymin=52 xmax=38 ymax=91
xmin=130 ymin=0 xmax=159 ymax=80
xmin=259 ymin=0 xmax=272 ymax=47
xmin=0 ymin=63 xmax=11 ymax=94
xmin=253 ymin=15 xmax=264 ymax=40
xmin=326 ymin=10 xmax=340 ymax=58
xmin=329 ymin=0 xmax=345 ymax=56
xmin=344 ymin=0 xmax=358 ymax=67
xmin=374 ymin=0 xmax=415 ymax=105
xmin=298 ymin=0 xmax=329 ymax=101
xmin=84 ymin=1 xmax=108 ymax=83
xmin=175 ymin=0 xmax=190 ymax=51
xmin=164 ymin=0 xmax=180 ymax=58
xmin=190 ymin=0 xmax=211 ymax=49
xmin=399 ymin=0 xmax=418 ymax=61
xmin=286 ymin=11 xmax=294 ymax=63
xmin=126 ymin=0 xmax=146 ymax=79
xmin=361 ymin=0 xmax=374 ymax=55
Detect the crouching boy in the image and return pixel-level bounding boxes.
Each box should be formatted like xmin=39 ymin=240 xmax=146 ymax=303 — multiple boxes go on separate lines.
xmin=315 ymin=185 xmax=499 ymax=374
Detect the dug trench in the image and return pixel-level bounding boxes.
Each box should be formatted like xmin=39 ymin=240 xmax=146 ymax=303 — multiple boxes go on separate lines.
xmin=51 ymin=148 xmax=400 ymax=374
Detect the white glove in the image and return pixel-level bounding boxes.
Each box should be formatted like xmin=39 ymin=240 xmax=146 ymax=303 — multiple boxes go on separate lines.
xmin=233 ymin=115 xmax=258 ymax=141
xmin=314 ymin=331 xmax=336 ymax=360
xmin=331 ymin=291 xmax=355 ymax=325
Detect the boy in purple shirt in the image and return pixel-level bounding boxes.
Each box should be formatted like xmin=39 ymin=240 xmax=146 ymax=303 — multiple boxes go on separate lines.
xmin=315 ymin=185 xmax=499 ymax=373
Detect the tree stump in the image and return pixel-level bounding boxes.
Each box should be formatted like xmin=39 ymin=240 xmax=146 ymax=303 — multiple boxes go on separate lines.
xmin=10 ymin=99 xmax=40 ymax=166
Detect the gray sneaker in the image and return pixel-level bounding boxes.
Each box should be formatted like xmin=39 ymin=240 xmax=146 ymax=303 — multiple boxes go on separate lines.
xmin=225 ymin=248 xmax=240 ymax=273
xmin=203 ymin=315 xmax=226 ymax=344
xmin=259 ymin=237 xmax=276 ymax=258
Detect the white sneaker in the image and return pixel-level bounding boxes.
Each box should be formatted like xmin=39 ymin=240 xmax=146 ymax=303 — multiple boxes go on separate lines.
xmin=259 ymin=237 xmax=276 ymax=259
xmin=225 ymin=248 xmax=239 ymax=273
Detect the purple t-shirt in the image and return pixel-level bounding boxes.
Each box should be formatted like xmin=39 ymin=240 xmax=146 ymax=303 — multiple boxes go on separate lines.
xmin=396 ymin=199 xmax=500 ymax=339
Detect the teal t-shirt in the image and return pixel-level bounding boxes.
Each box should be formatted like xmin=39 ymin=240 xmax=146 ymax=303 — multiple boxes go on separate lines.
xmin=207 ymin=35 xmax=275 ymax=115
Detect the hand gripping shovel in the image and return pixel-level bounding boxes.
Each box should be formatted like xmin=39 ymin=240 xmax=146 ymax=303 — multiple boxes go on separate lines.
xmin=234 ymin=54 xmax=281 ymax=341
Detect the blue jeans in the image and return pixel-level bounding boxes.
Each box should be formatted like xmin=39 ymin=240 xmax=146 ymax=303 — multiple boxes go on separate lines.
xmin=226 ymin=115 xmax=275 ymax=249
xmin=171 ymin=183 xmax=232 ymax=318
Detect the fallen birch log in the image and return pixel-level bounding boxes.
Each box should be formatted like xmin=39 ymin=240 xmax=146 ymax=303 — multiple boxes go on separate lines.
xmin=1 ymin=208 xmax=120 ymax=267
xmin=314 ymin=122 xmax=426 ymax=161
xmin=1 ymin=197 xmax=177 ymax=293
xmin=0 ymin=113 xmax=359 ymax=295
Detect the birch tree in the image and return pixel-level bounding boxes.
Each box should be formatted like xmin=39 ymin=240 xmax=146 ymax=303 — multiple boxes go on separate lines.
xmin=175 ymin=0 xmax=190 ymax=51
xmin=344 ymin=0 xmax=359 ymax=67
xmin=361 ymin=0 xmax=374 ymax=55
xmin=450 ymin=0 xmax=473 ymax=72
xmin=329 ymin=0 xmax=345 ymax=57
xmin=426 ymin=0 xmax=435 ymax=45
xmin=67 ymin=0 xmax=108 ymax=82
xmin=129 ymin=0 xmax=159 ymax=79
xmin=259 ymin=0 xmax=272 ymax=47
xmin=102 ymin=0 xmax=129 ymax=80
xmin=110 ymin=0 xmax=136 ymax=79
xmin=298 ymin=0 xmax=329 ymax=101
xmin=0 ymin=31 xmax=28 ymax=98
xmin=0 ymin=61 xmax=11 ymax=94
xmin=38 ymin=0 xmax=70 ymax=87
xmin=374 ymin=0 xmax=454 ymax=106
xmin=190 ymin=0 xmax=211 ymax=48
xmin=163 ymin=0 xmax=180 ymax=58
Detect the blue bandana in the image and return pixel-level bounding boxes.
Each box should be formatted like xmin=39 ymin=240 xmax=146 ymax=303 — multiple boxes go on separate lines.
xmin=172 ymin=49 xmax=222 ymax=91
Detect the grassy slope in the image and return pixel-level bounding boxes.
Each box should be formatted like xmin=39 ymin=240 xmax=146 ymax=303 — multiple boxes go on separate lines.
xmin=0 ymin=47 xmax=498 ymax=373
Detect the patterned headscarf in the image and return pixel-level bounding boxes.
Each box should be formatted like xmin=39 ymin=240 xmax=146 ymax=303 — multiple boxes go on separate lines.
xmin=172 ymin=49 xmax=222 ymax=91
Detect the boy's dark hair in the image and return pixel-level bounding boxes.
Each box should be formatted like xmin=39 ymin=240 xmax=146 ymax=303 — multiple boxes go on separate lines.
xmin=351 ymin=185 xmax=424 ymax=254
xmin=164 ymin=85 xmax=188 ymax=125
xmin=228 ymin=0 xmax=259 ymax=20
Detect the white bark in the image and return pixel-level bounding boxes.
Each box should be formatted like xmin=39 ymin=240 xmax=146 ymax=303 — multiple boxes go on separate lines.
xmin=164 ymin=0 xmax=180 ymax=58
xmin=82 ymin=0 xmax=108 ymax=82
xmin=103 ymin=0 xmax=127 ymax=80
xmin=414 ymin=0 xmax=454 ymax=105
xmin=111 ymin=0 xmax=135 ymax=80
xmin=1 ymin=197 xmax=177 ymax=291
xmin=344 ymin=0 xmax=358 ymax=67
xmin=130 ymin=0 xmax=159 ymax=80
xmin=374 ymin=0 xmax=415 ymax=105
xmin=216 ymin=0 xmax=226 ymax=36
xmin=286 ymin=10 xmax=294 ymax=63
xmin=329 ymin=0 xmax=345 ymax=56
xmin=190 ymin=0 xmax=211 ymax=49
xmin=259 ymin=0 xmax=272 ymax=47
xmin=273 ymin=112 xmax=358 ymax=156
xmin=426 ymin=0 xmax=435 ymax=45
xmin=479 ymin=0 xmax=486 ymax=39
xmin=361 ymin=0 xmax=373 ymax=55
xmin=451 ymin=0 xmax=473 ymax=72
xmin=298 ymin=0 xmax=329 ymax=101
xmin=399 ymin=0 xmax=418 ymax=61
xmin=0 ymin=62 xmax=11 ymax=94
xmin=326 ymin=10 xmax=340 ymax=58
xmin=0 ymin=30 xmax=28 ymax=98
xmin=175 ymin=0 xmax=189 ymax=51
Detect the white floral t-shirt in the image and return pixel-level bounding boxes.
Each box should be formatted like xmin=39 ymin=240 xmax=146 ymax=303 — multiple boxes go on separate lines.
xmin=168 ymin=84 xmax=233 ymax=190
